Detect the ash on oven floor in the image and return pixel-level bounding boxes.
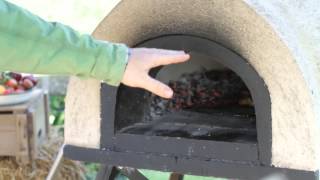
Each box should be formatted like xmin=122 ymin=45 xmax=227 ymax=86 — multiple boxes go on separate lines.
xmin=119 ymin=110 xmax=257 ymax=143
xmin=118 ymin=69 xmax=257 ymax=142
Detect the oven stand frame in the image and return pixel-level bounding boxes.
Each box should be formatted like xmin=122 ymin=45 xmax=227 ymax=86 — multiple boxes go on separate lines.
xmin=64 ymin=145 xmax=319 ymax=180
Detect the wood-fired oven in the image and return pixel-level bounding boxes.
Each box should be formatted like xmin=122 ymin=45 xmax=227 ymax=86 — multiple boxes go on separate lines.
xmin=64 ymin=1 xmax=320 ymax=180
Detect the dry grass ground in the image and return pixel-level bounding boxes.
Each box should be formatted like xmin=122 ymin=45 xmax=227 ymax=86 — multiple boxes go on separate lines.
xmin=0 ymin=126 xmax=85 ymax=180
xmin=0 ymin=128 xmax=85 ymax=180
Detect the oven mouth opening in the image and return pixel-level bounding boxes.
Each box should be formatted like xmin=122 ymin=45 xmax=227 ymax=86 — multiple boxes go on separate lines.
xmin=114 ymin=36 xmax=258 ymax=144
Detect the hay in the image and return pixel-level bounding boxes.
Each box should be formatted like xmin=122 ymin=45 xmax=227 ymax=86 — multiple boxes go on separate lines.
xmin=0 ymin=128 xmax=85 ymax=180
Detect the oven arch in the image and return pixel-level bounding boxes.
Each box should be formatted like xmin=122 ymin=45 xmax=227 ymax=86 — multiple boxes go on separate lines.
xmin=108 ymin=35 xmax=271 ymax=164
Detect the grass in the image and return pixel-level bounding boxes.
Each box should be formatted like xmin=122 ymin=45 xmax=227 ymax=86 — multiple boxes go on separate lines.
xmin=141 ymin=170 xmax=223 ymax=180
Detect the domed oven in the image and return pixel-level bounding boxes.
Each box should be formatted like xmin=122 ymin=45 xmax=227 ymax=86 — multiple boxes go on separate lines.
xmin=64 ymin=1 xmax=320 ymax=180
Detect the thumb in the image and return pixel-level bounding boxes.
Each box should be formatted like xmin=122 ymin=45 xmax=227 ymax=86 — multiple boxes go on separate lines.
xmin=143 ymin=76 xmax=173 ymax=99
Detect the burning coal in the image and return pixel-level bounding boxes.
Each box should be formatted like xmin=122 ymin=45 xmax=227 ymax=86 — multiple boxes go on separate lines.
xmin=150 ymin=70 xmax=253 ymax=118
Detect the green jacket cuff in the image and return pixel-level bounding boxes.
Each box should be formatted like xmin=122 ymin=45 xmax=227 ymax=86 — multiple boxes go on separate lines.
xmin=91 ymin=42 xmax=129 ymax=86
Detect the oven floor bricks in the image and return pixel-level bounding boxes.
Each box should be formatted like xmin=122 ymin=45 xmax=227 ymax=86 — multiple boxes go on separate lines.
xmin=64 ymin=0 xmax=320 ymax=173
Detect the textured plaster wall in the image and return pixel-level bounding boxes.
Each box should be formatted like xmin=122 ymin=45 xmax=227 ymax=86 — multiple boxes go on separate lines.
xmin=65 ymin=0 xmax=320 ymax=171
xmin=246 ymin=0 xmax=320 ymax=105
xmin=246 ymin=0 xmax=320 ymax=170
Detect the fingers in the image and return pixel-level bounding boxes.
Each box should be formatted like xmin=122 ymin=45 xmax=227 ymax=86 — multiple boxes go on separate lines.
xmin=150 ymin=52 xmax=190 ymax=68
xmin=144 ymin=76 xmax=173 ymax=99
xmin=149 ymin=48 xmax=188 ymax=55
xmin=139 ymin=48 xmax=186 ymax=55
xmin=122 ymin=48 xmax=189 ymax=98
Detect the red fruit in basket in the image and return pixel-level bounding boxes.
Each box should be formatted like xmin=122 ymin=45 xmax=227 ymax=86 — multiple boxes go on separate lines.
xmin=5 ymin=79 xmax=18 ymax=88
xmin=14 ymin=89 xmax=25 ymax=94
xmin=9 ymin=72 xmax=22 ymax=81
xmin=3 ymin=87 xmax=14 ymax=95
xmin=23 ymin=75 xmax=37 ymax=85
xmin=22 ymin=78 xmax=34 ymax=89
xmin=16 ymin=85 xmax=25 ymax=90
xmin=0 ymin=85 xmax=5 ymax=95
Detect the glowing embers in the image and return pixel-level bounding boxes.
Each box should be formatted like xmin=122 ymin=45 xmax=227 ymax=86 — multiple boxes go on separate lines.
xmin=149 ymin=69 xmax=253 ymax=118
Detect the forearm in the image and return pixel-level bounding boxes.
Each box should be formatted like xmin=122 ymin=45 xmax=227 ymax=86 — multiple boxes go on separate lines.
xmin=0 ymin=0 xmax=128 ymax=86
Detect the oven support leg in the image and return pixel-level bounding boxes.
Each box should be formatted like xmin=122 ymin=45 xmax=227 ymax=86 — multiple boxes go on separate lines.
xmin=96 ymin=165 xmax=118 ymax=180
xmin=96 ymin=165 xmax=148 ymax=180
xmin=120 ymin=167 xmax=148 ymax=180
xmin=169 ymin=173 xmax=184 ymax=180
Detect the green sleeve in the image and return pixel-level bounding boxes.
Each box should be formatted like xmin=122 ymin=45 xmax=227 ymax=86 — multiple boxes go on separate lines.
xmin=0 ymin=0 xmax=129 ymax=86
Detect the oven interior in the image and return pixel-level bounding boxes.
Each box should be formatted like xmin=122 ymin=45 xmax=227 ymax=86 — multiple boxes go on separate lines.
xmin=115 ymin=42 xmax=257 ymax=144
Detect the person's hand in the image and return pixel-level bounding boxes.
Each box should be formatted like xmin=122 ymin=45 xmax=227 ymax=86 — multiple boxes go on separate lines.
xmin=121 ymin=48 xmax=190 ymax=99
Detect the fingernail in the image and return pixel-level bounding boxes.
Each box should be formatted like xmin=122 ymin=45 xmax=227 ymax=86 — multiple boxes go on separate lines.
xmin=165 ymin=89 xmax=173 ymax=98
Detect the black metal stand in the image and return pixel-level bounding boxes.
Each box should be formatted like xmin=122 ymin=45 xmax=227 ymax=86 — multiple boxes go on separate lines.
xmin=65 ymin=145 xmax=319 ymax=180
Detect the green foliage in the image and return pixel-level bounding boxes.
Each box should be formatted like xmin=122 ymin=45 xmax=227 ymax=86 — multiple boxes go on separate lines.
xmin=49 ymin=95 xmax=65 ymax=126
xmin=84 ymin=163 xmax=100 ymax=180
xmin=139 ymin=170 xmax=222 ymax=180
xmin=9 ymin=0 xmax=119 ymax=34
